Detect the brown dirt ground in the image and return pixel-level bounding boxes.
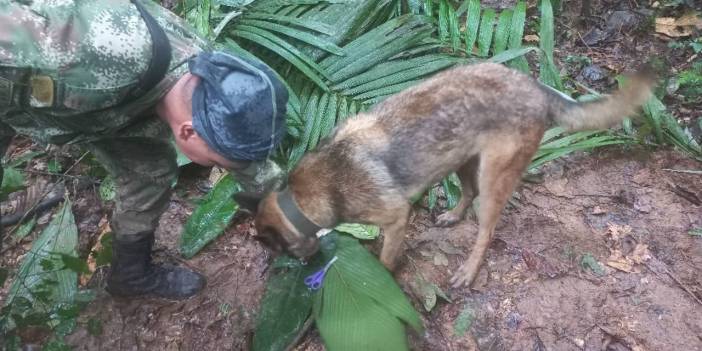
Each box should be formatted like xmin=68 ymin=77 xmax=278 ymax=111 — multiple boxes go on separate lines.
xmin=61 ymin=148 xmax=702 ymax=351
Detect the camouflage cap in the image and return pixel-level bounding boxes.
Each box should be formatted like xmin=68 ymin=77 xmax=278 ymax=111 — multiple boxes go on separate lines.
xmin=189 ymin=51 xmax=288 ymax=162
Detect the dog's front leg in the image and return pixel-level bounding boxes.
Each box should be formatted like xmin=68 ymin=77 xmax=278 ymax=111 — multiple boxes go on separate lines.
xmin=379 ymin=208 xmax=411 ymax=271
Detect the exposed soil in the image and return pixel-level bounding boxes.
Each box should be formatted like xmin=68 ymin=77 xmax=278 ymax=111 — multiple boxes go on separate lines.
xmin=59 ymin=148 xmax=702 ymax=351
xmin=2 ymin=0 xmax=701 ymax=350
xmin=403 ymin=148 xmax=702 ymax=351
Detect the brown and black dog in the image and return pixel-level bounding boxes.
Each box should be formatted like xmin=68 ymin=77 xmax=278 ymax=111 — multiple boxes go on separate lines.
xmin=254 ymin=62 xmax=655 ymax=288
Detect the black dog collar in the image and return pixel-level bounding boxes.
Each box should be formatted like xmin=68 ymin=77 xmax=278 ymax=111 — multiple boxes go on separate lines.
xmin=277 ymin=188 xmax=322 ymax=239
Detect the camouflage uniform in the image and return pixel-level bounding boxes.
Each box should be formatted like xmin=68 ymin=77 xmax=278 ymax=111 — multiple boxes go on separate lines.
xmin=0 ymin=0 xmax=210 ymax=239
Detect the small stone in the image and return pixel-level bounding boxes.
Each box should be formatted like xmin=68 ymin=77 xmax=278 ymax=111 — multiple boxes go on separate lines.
xmin=592 ymin=206 xmax=606 ymax=215
xmin=581 ymin=64 xmax=608 ymax=82
xmin=505 ymin=312 xmax=522 ymax=330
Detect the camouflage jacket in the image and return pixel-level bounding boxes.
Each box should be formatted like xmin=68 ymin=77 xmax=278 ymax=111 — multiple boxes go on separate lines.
xmin=0 ymin=0 xmax=210 ymax=145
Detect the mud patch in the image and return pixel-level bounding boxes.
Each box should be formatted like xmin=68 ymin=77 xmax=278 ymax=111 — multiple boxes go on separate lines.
xmin=59 ymin=148 xmax=702 ymax=351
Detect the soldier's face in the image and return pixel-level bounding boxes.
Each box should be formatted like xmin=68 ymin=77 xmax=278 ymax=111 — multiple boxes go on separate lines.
xmin=173 ymin=127 xmax=236 ymax=169
xmin=161 ymin=73 xmax=236 ymax=169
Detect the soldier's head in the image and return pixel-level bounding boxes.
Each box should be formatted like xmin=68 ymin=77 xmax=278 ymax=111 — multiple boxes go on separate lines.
xmin=158 ymin=51 xmax=288 ymax=170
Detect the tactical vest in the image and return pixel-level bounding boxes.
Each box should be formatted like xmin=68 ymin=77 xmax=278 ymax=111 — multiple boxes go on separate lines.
xmin=0 ymin=0 xmax=169 ymax=112
xmin=0 ymin=0 xmax=207 ymax=144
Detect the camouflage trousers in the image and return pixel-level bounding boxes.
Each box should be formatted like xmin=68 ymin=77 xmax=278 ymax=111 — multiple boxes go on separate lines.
xmin=0 ymin=119 xmax=283 ymax=243
xmin=0 ymin=119 xmax=177 ymax=242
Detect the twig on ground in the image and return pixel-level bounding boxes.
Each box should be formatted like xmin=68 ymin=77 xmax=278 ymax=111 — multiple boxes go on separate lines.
xmin=284 ymin=316 xmax=315 ymax=351
xmin=645 ymin=261 xmax=702 ymax=306
xmin=22 ymin=169 xmax=82 ymax=179
xmin=1 ymin=192 xmax=65 ymax=227
xmin=666 ymin=180 xmax=701 ymax=205
xmin=0 ymin=151 xmax=89 ymax=254
xmin=662 ymin=168 xmax=702 ymax=175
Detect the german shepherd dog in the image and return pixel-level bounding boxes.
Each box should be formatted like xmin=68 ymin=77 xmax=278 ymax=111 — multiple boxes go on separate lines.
xmin=254 ymin=62 xmax=655 ymax=288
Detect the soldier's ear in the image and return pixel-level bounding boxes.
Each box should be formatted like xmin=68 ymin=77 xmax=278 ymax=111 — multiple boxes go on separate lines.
xmin=177 ymin=122 xmax=197 ymax=141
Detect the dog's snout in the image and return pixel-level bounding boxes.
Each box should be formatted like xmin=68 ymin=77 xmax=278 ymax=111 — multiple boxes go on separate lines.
xmin=288 ymin=237 xmax=320 ymax=259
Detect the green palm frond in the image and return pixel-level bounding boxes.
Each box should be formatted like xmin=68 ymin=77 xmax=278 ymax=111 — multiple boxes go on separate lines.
xmin=182 ymin=0 xmax=399 ymax=92
xmin=507 ymin=0 xmax=528 ymax=71
xmin=282 ymin=14 xmax=469 ymax=166
xmin=538 ymin=0 xmax=563 ymax=89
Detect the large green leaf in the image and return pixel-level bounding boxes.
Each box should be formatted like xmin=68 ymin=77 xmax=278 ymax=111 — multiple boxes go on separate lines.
xmin=447 ymin=0 xmax=461 ymax=52
xmin=506 ymin=0 xmax=528 ymax=71
xmin=242 ymin=0 xmax=397 ymax=68
xmin=313 ymin=235 xmax=422 ymax=351
xmin=438 ymin=0 xmax=450 ymax=43
xmin=642 ymin=95 xmax=701 ymax=159
xmin=180 ymin=174 xmax=241 ymax=258
xmin=488 ymin=46 xmax=537 ymax=64
xmin=243 ymin=13 xmax=337 ymax=35
xmin=252 ymin=257 xmax=320 ymax=351
xmin=529 ymin=129 xmax=634 ymax=170
xmin=320 ymin=16 xmax=436 ymax=82
xmin=284 ymin=14 xmax=467 ymax=166
xmin=492 ymin=9 xmax=513 ymax=54
xmin=231 ymin=26 xmax=331 ymax=90
xmin=334 ymin=223 xmax=380 ymax=240
xmin=236 ymin=19 xmax=344 ymax=55
xmin=476 ymin=8 xmax=495 ymax=57
xmin=333 ymin=54 xmax=461 ymax=92
xmin=1 ymin=166 xmax=24 ymax=200
xmin=6 ymin=151 xmax=44 ymax=168
xmin=253 ymin=234 xmax=336 ymax=351
xmin=538 ymin=0 xmax=562 ymax=89
xmin=185 ymin=0 xmax=214 ymax=38
xmin=4 ymin=200 xmax=78 ymax=334
xmin=6 ymin=199 xmax=77 ymax=305
xmin=440 ymin=173 xmax=461 ymax=210
xmin=463 ymin=0 xmax=481 ymax=54
xmin=252 ymin=234 xmax=337 ymax=351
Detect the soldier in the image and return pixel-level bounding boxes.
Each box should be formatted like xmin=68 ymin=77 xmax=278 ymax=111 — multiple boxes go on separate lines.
xmin=0 ymin=0 xmax=288 ymax=299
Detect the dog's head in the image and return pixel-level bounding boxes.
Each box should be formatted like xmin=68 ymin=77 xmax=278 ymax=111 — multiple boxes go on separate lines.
xmin=254 ymin=192 xmax=320 ymax=259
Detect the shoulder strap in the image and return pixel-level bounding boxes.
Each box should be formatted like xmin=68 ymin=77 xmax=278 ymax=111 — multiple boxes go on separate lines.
xmin=126 ymin=0 xmax=172 ymax=102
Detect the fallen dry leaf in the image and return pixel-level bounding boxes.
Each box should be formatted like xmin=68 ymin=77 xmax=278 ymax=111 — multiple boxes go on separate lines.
xmin=606 ymin=244 xmax=650 ymax=273
xmin=607 ymin=249 xmax=635 ymax=273
xmin=630 ymin=243 xmax=651 ymax=264
xmin=524 ymin=34 xmax=540 ymax=42
xmin=655 ymin=13 xmax=702 ymax=38
xmin=433 ymin=251 xmax=449 ymax=266
xmin=603 ymin=223 xmax=650 ymax=273
xmin=80 ymin=217 xmax=111 ymax=286
xmin=592 ymin=205 xmax=606 ymax=215
xmin=605 ymin=223 xmax=633 ymax=241
xmin=208 ymin=166 xmax=227 ymax=185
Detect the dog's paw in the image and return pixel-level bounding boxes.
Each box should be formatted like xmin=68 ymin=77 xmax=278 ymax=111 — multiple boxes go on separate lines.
xmin=449 ymin=264 xmax=478 ymax=289
xmin=466 ymin=208 xmax=477 ymax=222
xmin=435 ymin=212 xmax=462 ymax=227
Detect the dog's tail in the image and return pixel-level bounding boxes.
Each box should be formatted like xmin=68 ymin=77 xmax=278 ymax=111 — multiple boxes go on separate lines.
xmin=543 ymin=70 xmax=656 ymax=132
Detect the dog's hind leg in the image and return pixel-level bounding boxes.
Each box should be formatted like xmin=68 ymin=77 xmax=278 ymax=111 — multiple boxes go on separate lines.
xmin=450 ymin=141 xmax=536 ymax=288
xmin=435 ymin=155 xmax=480 ymax=227
xmin=378 ymin=204 xmax=412 ymax=271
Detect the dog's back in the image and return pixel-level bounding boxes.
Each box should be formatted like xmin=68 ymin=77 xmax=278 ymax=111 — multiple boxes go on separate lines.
xmin=369 ymin=63 xmax=551 ymax=196
xmin=289 ymin=62 xmax=653 ymax=221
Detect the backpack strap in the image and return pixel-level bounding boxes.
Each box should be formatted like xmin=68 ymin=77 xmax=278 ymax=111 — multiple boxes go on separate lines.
xmin=125 ymin=0 xmax=172 ymax=102
xmin=0 ymin=1 xmax=172 ymax=110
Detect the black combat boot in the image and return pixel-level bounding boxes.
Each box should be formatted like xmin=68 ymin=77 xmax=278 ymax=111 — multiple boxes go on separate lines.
xmin=106 ymin=232 xmax=206 ymax=299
